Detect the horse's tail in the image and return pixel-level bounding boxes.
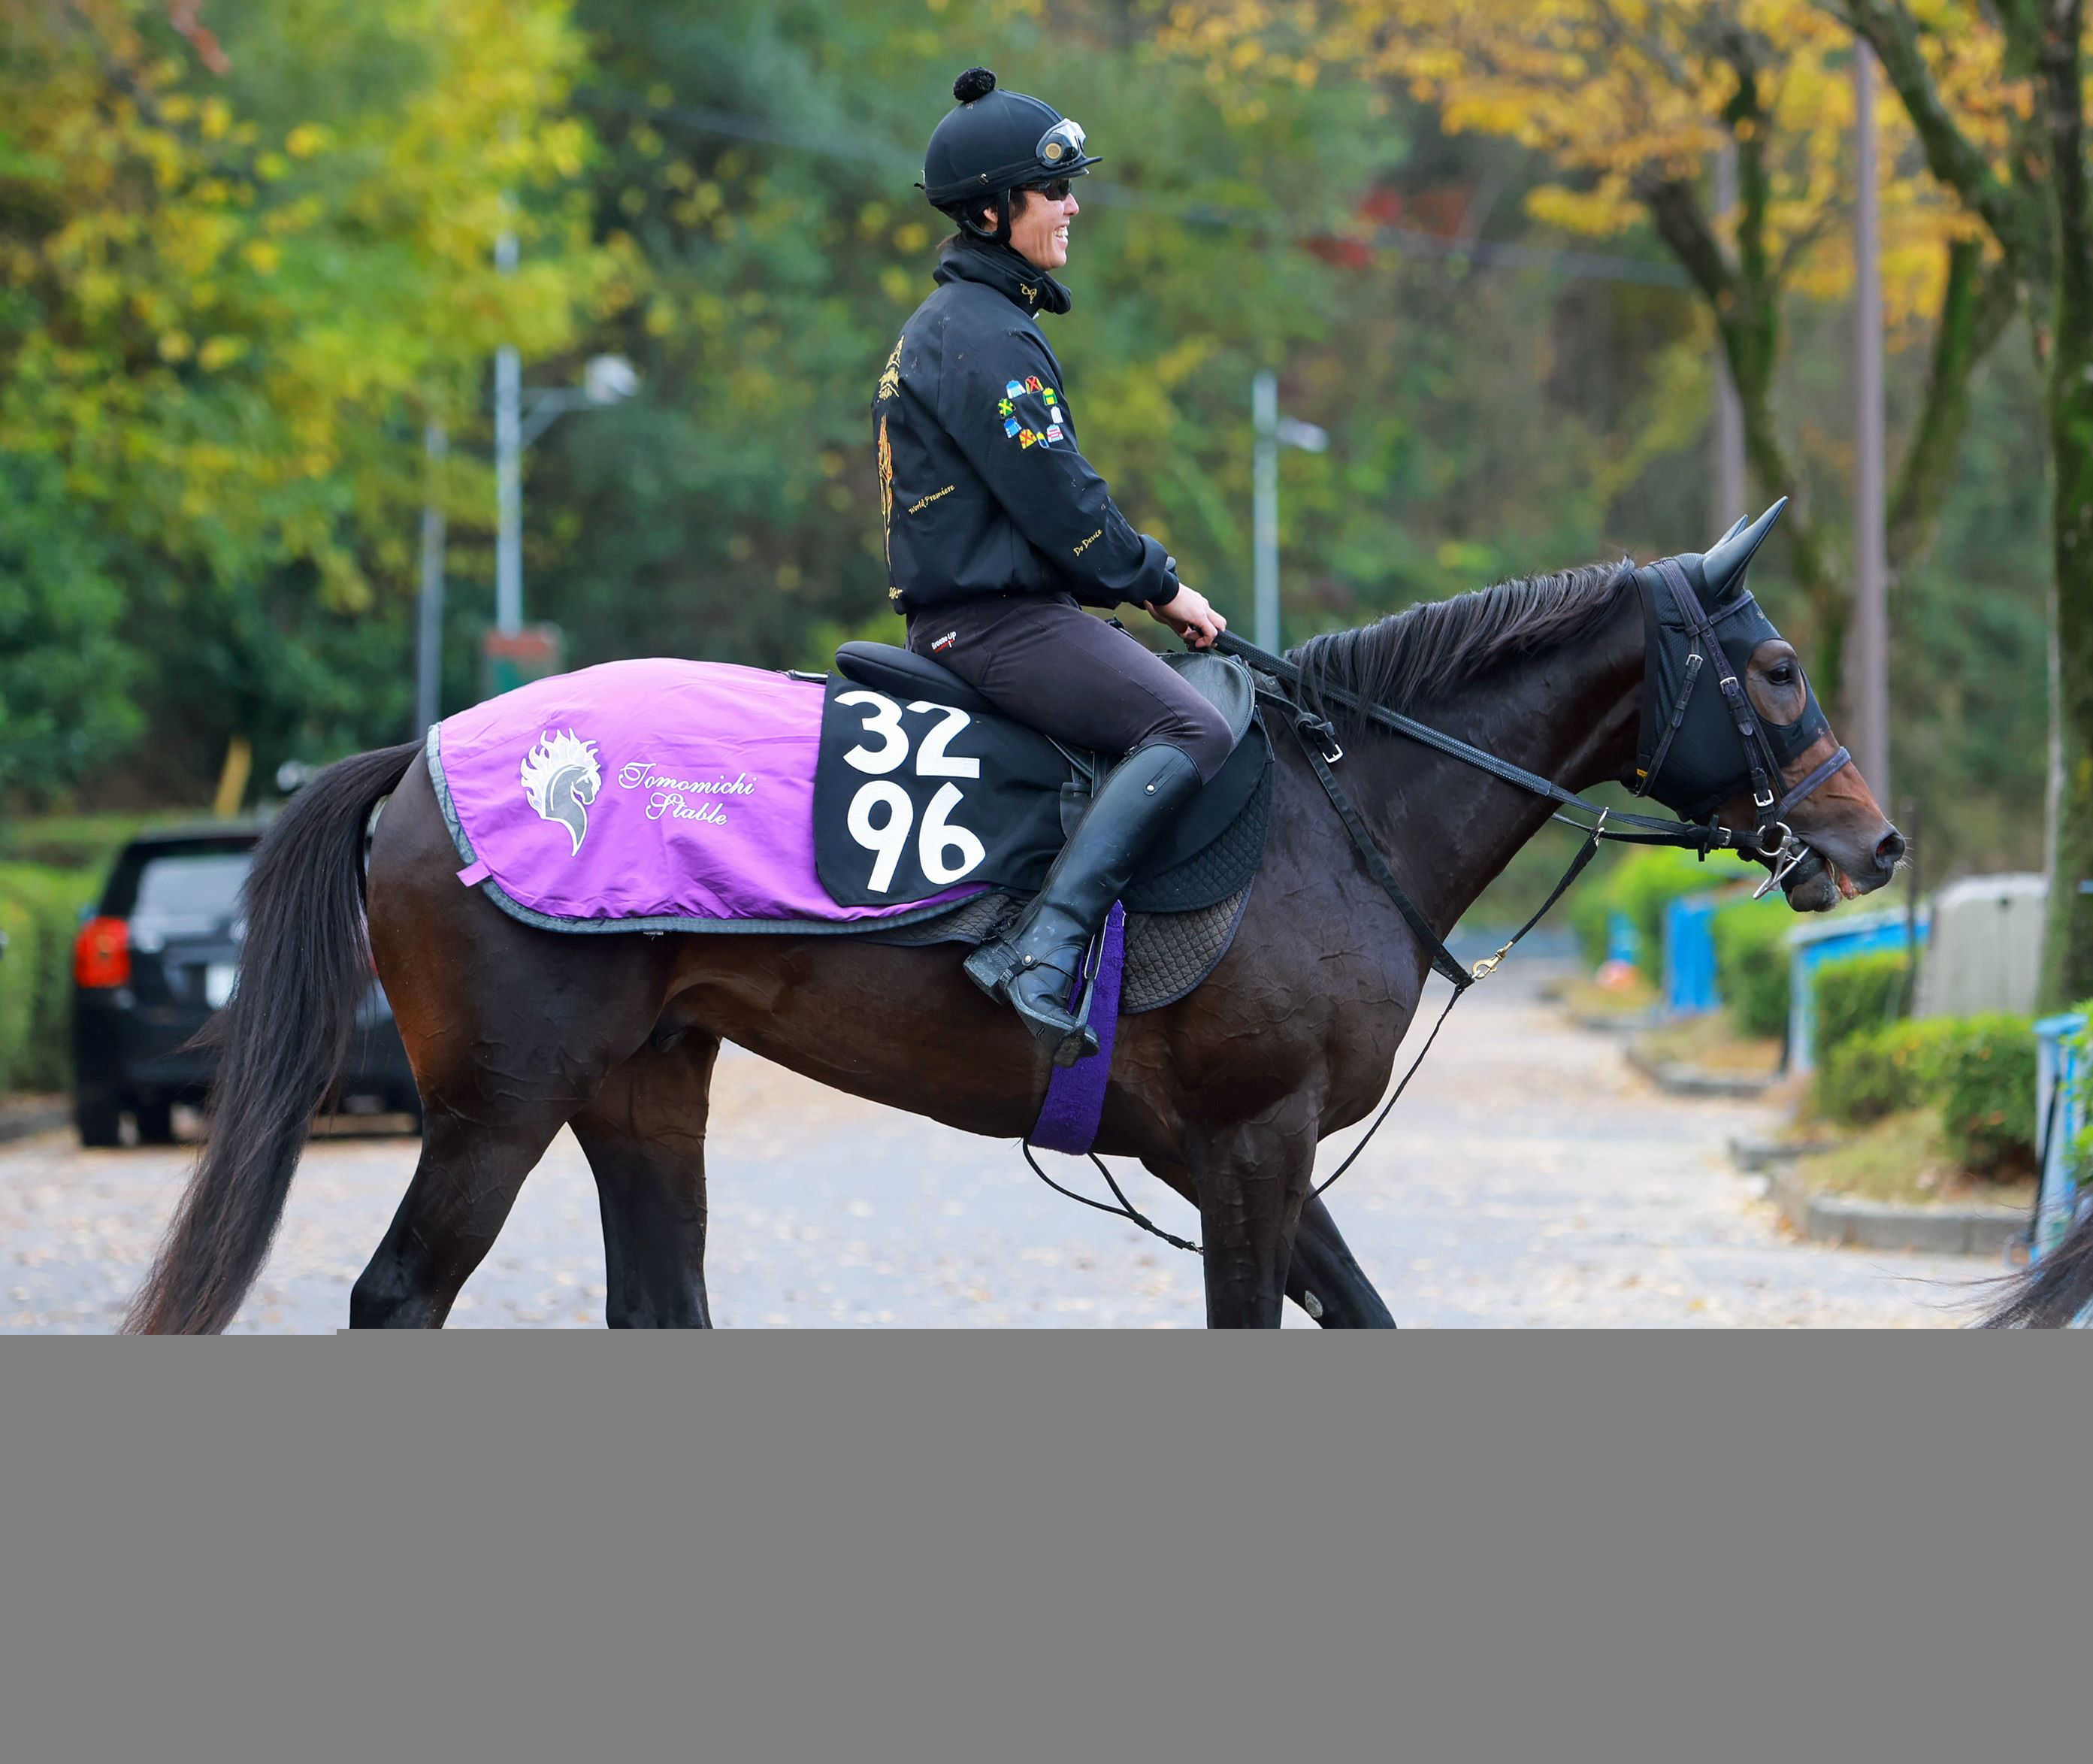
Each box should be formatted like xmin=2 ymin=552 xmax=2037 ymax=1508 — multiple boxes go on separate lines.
xmin=1984 ymin=1206 xmax=2093 ymax=1328
xmin=124 ymin=740 xmax=423 ymax=1335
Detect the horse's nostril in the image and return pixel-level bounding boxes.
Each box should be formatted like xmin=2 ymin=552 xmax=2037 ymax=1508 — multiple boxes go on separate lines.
xmin=1875 ymin=828 xmax=1906 ymax=871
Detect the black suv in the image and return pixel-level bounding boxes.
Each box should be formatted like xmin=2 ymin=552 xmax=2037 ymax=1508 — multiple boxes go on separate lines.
xmin=71 ymin=825 xmax=417 ymax=1146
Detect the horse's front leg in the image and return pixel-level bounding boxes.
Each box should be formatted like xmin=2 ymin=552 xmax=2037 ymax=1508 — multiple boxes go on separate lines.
xmin=1184 ymin=1103 xmax=1320 ymax=1328
xmin=1141 ymin=1154 xmax=1394 ymax=1328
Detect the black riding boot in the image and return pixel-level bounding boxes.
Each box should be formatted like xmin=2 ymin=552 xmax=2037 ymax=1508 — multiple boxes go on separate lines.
xmin=963 ymin=743 xmax=1203 ymax=1066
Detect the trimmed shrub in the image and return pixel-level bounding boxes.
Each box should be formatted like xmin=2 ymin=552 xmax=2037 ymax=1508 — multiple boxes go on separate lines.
xmin=1711 ymin=898 xmax=1790 ymax=1038
xmin=1813 ymin=950 xmax=1910 ymax=1064
xmin=1938 ymin=1014 xmax=2038 ymax=1176
xmin=1817 ymin=1018 xmax=1964 ymax=1125
xmin=0 ymin=862 xmax=105 ymax=1094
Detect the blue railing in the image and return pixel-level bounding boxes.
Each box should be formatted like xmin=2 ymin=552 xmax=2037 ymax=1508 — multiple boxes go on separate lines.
xmin=2032 ymin=1013 xmax=2088 ymax=1269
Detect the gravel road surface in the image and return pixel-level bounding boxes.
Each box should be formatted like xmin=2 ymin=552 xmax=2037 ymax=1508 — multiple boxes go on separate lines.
xmin=2 ymin=964 xmax=1989 ymax=1330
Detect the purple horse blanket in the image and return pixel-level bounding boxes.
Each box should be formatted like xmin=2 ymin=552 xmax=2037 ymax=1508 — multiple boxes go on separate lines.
xmin=428 ymin=658 xmax=984 ymax=931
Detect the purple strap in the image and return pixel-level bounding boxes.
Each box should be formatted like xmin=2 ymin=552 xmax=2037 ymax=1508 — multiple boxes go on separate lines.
xmin=456 ymin=859 xmax=491 ymax=887
xmin=1029 ymin=902 xmax=1126 ymax=1155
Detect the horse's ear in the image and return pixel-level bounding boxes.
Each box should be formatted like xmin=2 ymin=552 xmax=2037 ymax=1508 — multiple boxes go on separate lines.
xmin=1701 ymin=498 xmax=1786 ymax=600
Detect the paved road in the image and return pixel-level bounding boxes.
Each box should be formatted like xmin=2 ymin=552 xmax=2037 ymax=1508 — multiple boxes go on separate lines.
xmin=2 ymin=964 xmax=1992 ymax=1330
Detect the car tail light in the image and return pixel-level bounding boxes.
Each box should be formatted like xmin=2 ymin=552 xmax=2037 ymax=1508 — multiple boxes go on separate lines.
xmin=74 ymin=917 xmax=132 ymax=988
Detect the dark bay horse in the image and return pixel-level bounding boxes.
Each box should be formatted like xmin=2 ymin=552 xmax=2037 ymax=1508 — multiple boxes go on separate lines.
xmin=126 ymin=541 xmax=1902 ymax=1333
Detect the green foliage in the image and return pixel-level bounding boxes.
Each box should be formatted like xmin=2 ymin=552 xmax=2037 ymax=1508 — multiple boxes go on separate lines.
xmin=1813 ymin=951 xmax=1911 ymax=1064
xmin=1712 ymin=897 xmax=1791 ymax=1038
xmin=1937 ymin=1014 xmax=2038 ymax=1176
xmin=1816 ymin=1012 xmax=2037 ymax=1178
xmin=0 ymin=863 xmax=102 ymax=1094
xmin=1816 ymin=1018 xmax=1963 ymax=1125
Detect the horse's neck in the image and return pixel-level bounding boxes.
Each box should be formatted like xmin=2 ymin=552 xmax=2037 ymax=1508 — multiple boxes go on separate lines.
xmin=1349 ymin=595 xmax=1645 ymax=936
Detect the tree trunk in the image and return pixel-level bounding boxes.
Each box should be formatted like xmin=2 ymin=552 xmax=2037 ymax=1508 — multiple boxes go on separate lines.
xmin=2038 ymin=0 xmax=2093 ymax=1007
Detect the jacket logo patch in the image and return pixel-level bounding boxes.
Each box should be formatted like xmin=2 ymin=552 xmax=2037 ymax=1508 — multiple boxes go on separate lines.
xmin=1004 ymin=380 xmax=1024 ymax=398
xmin=997 ymin=398 xmax=1013 ymax=416
xmin=1073 ymin=528 xmax=1104 ymax=556
xmin=931 ymin=631 xmax=957 ymax=652
xmin=1045 ymin=424 xmax=1063 ymax=442
xmin=876 ymin=338 xmax=903 ymax=403
xmin=1018 ymin=430 xmax=1037 ymax=448
xmin=1003 ymin=417 xmax=1020 ymax=437
xmin=1024 ymin=376 xmax=1042 ymax=392
xmin=1020 ymin=283 xmax=1038 ymax=304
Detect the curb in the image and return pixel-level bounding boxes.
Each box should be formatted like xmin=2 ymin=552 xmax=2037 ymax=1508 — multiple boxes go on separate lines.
xmin=1623 ymin=1044 xmax=1781 ymax=1100
xmin=1762 ymin=1161 xmax=2025 ymax=1257
xmin=0 ymin=1098 xmax=69 ymax=1145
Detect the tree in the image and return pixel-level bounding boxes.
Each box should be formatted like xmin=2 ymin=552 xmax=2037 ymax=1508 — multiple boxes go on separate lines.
xmin=1166 ymin=0 xmax=2016 ymax=704
xmin=1831 ymin=0 xmax=2093 ymax=1003
xmin=0 ymin=0 xmax=619 ymax=800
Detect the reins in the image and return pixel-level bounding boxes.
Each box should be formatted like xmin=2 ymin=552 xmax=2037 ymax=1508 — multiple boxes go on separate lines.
xmin=1021 ymin=601 xmax=1821 ymax=1260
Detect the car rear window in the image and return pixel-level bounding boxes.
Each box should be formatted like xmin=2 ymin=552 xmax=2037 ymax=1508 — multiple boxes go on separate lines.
xmin=101 ymin=840 xmax=256 ymax=930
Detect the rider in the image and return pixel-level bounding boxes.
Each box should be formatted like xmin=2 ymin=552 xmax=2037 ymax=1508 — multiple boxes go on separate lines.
xmin=873 ymin=67 xmax=1236 ymax=1066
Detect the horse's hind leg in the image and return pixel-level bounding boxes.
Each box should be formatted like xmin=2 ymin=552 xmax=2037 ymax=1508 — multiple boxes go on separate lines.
xmin=571 ymin=1033 xmax=721 ymax=1328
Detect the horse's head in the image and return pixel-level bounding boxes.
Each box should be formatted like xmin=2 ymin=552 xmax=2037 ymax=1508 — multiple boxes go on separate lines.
xmin=1633 ymin=501 xmax=1903 ymax=912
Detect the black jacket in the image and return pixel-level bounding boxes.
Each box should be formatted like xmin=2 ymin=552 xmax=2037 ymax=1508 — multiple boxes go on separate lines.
xmin=873 ymin=238 xmax=1176 ymax=616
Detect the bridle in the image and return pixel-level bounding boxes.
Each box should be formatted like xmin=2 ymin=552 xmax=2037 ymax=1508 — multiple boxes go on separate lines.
xmin=1629 ymin=555 xmax=1850 ymax=902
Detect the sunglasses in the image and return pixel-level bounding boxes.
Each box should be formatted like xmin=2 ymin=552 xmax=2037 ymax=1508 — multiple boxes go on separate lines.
xmin=1025 ymin=177 xmax=1075 ymax=201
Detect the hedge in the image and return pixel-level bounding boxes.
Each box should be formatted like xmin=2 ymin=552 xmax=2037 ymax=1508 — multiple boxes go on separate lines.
xmin=1589 ymin=847 xmax=1741 ymax=982
xmin=1817 ymin=1013 xmax=2037 ymax=1177
xmin=0 ymin=862 xmax=104 ymax=1094
xmin=1817 ymin=1018 xmax=1964 ymax=1124
xmin=1813 ymin=950 xmax=1910 ymax=1065
xmin=1938 ymin=1015 xmax=2040 ymax=1175
xmin=1710 ymin=897 xmax=1790 ymax=1038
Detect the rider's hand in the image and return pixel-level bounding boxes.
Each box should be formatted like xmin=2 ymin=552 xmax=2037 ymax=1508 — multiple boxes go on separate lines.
xmin=1147 ymin=583 xmax=1227 ymax=650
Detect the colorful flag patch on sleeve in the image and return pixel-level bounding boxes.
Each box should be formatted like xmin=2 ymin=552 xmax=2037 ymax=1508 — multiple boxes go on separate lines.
xmin=1005 ymin=380 xmax=1024 ymax=398
xmin=1018 ymin=430 xmax=1037 ymax=448
xmin=997 ymin=398 xmax=1013 ymax=416
xmin=1003 ymin=417 xmax=1020 ymax=437
xmin=1045 ymin=424 xmax=1063 ymax=442
xmin=1024 ymin=376 xmax=1042 ymax=392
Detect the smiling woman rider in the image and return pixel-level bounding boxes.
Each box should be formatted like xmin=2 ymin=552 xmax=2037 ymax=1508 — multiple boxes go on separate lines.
xmin=870 ymin=67 xmax=1239 ymax=1066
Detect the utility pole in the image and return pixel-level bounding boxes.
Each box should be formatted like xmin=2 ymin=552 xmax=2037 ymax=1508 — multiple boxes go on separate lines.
xmin=1712 ymin=144 xmax=1747 ymax=528
xmin=1251 ymin=370 xmax=1329 ymax=652
xmin=1852 ymin=41 xmax=1889 ymax=802
xmin=494 ymin=227 xmax=522 ymax=636
xmin=414 ymin=419 xmax=447 ymax=735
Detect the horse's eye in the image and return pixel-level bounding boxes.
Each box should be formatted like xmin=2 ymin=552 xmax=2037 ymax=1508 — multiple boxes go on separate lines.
xmin=1769 ymin=664 xmax=1795 ymax=685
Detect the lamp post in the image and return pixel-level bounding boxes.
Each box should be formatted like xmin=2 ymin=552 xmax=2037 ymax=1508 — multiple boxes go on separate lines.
xmin=1852 ymin=41 xmax=1889 ymax=804
xmin=1251 ymin=370 xmax=1329 ymax=652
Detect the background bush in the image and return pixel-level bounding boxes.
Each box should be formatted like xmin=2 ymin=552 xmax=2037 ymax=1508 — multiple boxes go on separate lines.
xmin=1712 ymin=897 xmax=1792 ymax=1037
xmin=1937 ymin=1014 xmax=2039 ymax=1175
xmin=1813 ymin=950 xmax=1910 ymax=1065
xmin=1817 ymin=1018 xmax=1964 ymax=1124
xmin=1604 ymin=849 xmax=1742 ymax=983
xmin=0 ymin=863 xmax=105 ymax=1094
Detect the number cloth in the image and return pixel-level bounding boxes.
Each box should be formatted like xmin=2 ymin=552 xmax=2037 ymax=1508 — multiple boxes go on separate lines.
xmin=429 ymin=658 xmax=989 ymax=933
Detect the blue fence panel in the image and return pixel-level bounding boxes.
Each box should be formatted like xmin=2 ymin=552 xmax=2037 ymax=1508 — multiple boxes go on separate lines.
xmin=2033 ymin=1013 xmax=2088 ymax=1272
xmin=1663 ymin=893 xmax=1722 ymax=1016
xmin=1785 ymin=907 xmax=1929 ymax=1073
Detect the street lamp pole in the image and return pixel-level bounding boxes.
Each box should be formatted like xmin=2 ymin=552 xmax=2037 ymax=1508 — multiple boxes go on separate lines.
xmin=1251 ymin=370 xmax=1329 ymax=652
xmin=414 ymin=419 xmax=447 ymax=736
xmin=494 ymin=228 xmax=523 ymax=636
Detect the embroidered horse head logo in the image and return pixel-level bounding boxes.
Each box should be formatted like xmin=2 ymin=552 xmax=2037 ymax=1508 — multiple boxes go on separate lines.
xmin=519 ymin=728 xmax=602 ymax=855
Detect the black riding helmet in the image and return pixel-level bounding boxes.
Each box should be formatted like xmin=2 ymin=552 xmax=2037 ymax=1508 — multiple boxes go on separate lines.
xmin=921 ymin=67 xmax=1099 ymax=241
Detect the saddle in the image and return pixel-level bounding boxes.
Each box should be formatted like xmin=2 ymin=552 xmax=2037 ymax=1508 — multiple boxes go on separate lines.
xmin=813 ymin=640 xmax=1271 ymax=913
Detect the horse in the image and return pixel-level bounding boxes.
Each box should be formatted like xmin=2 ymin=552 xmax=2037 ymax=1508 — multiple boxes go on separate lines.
xmin=125 ymin=522 xmax=1902 ymax=1332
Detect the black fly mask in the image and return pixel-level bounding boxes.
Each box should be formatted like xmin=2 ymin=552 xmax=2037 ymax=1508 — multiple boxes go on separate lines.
xmin=1629 ymin=500 xmax=1849 ymax=852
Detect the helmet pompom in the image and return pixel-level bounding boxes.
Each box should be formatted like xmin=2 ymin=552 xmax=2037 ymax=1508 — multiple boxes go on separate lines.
xmin=953 ymin=68 xmax=997 ymax=104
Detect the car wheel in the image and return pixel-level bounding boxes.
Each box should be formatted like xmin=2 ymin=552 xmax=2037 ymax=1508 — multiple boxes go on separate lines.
xmin=76 ymin=1091 xmax=123 ymax=1148
xmin=132 ymin=1098 xmax=177 ymax=1145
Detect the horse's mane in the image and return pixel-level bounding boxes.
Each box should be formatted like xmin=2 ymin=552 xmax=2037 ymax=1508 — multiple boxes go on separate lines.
xmin=1287 ymin=558 xmax=1634 ymax=731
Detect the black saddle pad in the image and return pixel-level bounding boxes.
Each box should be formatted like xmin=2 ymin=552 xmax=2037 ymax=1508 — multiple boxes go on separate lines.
xmin=812 ymin=664 xmax=1270 ymax=912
